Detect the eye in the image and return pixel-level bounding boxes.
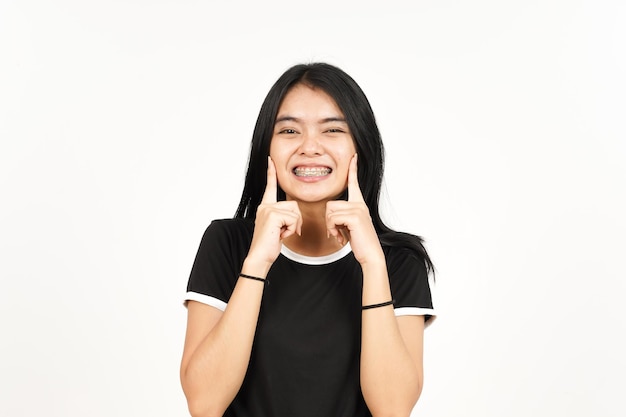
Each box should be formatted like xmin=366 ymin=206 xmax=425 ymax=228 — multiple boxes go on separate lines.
xmin=325 ymin=128 xmax=345 ymax=134
xmin=278 ymin=128 xmax=298 ymax=134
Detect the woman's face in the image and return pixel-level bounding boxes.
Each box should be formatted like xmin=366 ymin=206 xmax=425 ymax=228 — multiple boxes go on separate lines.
xmin=269 ymin=84 xmax=357 ymax=204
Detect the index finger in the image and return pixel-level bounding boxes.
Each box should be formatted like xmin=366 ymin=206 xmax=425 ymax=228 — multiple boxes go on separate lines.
xmin=347 ymin=153 xmax=364 ymax=203
xmin=261 ymin=156 xmax=278 ymax=204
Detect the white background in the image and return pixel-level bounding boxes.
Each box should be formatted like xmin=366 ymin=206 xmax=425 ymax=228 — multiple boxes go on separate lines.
xmin=1 ymin=1 xmax=625 ymax=416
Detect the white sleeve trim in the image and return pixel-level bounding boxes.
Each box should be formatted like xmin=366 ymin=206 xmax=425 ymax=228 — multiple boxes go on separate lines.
xmin=394 ymin=307 xmax=437 ymax=327
xmin=394 ymin=307 xmax=435 ymax=316
xmin=183 ymin=292 xmax=227 ymax=311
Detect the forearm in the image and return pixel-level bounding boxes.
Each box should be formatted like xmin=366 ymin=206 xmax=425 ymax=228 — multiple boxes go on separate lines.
xmin=181 ymin=259 xmax=270 ymax=417
xmin=360 ymin=262 xmax=422 ymax=417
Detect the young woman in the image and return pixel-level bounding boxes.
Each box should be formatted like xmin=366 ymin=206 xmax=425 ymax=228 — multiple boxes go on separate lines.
xmin=181 ymin=63 xmax=435 ymax=417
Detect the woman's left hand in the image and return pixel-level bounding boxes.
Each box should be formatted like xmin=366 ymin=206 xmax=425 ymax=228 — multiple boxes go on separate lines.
xmin=326 ymin=154 xmax=385 ymax=266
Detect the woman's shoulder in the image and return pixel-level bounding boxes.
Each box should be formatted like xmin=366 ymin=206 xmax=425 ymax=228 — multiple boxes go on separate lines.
xmin=380 ymin=230 xmax=434 ymax=277
xmin=383 ymin=245 xmax=425 ymax=269
xmin=201 ymin=217 xmax=255 ymax=242
xmin=207 ymin=217 xmax=254 ymax=229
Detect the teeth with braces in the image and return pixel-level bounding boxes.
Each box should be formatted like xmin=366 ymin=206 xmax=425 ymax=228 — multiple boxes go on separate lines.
xmin=294 ymin=167 xmax=332 ymax=177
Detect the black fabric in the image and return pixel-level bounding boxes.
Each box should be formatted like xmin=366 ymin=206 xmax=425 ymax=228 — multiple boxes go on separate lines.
xmin=186 ymin=218 xmax=434 ymax=417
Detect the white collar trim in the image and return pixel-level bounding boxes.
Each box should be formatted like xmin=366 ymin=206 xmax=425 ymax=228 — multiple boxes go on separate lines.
xmin=280 ymin=242 xmax=352 ymax=265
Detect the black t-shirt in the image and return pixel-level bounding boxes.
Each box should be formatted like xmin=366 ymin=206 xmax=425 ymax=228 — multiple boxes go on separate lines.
xmin=185 ymin=218 xmax=435 ymax=417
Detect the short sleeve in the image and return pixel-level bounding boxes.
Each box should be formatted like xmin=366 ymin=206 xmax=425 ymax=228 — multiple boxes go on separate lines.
xmin=184 ymin=219 xmax=254 ymax=310
xmin=386 ymin=247 xmax=436 ymax=326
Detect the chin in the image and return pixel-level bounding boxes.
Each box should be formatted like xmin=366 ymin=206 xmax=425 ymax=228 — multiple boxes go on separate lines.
xmin=290 ymin=191 xmax=346 ymax=203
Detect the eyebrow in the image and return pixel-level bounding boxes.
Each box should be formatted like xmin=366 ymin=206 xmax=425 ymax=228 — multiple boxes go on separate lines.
xmin=274 ymin=116 xmax=348 ymax=124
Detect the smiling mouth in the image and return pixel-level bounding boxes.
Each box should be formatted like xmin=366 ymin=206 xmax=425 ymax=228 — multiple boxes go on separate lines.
xmin=293 ymin=167 xmax=332 ymax=177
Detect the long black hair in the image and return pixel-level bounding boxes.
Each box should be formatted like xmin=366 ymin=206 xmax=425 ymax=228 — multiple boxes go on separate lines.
xmin=235 ymin=63 xmax=434 ymax=275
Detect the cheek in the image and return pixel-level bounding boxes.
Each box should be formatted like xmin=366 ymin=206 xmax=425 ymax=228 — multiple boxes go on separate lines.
xmin=269 ymin=139 xmax=294 ymax=162
xmin=339 ymin=145 xmax=357 ymax=166
xmin=268 ymin=144 xmax=284 ymax=172
xmin=275 ymin=167 xmax=290 ymax=187
xmin=344 ymin=140 xmax=357 ymax=159
xmin=332 ymin=139 xmax=356 ymax=158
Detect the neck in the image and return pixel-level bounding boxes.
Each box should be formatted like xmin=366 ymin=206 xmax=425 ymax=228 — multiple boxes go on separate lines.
xmin=282 ymin=200 xmax=345 ymax=257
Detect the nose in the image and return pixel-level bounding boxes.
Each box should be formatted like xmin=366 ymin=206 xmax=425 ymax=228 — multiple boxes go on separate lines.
xmin=298 ymin=131 xmax=323 ymax=156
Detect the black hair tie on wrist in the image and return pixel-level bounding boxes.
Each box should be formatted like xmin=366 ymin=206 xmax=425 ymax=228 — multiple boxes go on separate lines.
xmin=362 ymin=299 xmax=394 ymax=310
xmin=239 ymin=273 xmax=269 ymax=285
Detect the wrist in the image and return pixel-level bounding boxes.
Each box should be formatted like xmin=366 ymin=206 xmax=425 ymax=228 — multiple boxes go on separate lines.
xmin=359 ymin=256 xmax=387 ymax=276
xmin=360 ymin=257 xmax=392 ymax=305
xmin=241 ymin=257 xmax=273 ymax=278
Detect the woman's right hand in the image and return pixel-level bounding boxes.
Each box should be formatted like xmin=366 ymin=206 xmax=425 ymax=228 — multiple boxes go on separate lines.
xmin=246 ymin=157 xmax=302 ymax=268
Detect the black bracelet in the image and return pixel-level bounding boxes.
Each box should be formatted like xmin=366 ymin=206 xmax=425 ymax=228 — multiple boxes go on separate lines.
xmin=239 ymin=273 xmax=269 ymax=285
xmin=362 ymin=299 xmax=395 ymax=310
